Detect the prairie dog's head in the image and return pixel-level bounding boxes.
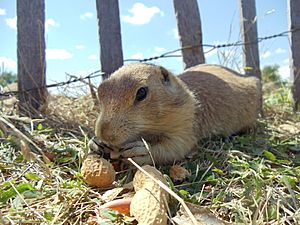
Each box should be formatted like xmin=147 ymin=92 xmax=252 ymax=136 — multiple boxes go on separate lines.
xmin=95 ymin=63 xmax=194 ymax=147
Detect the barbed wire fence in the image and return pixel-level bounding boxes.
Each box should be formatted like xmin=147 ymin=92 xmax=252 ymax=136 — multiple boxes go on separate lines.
xmin=0 ymin=27 xmax=299 ymax=98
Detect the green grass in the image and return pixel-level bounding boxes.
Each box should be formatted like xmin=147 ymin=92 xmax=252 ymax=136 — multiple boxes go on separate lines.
xmin=0 ymin=83 xmax=299 ymax=224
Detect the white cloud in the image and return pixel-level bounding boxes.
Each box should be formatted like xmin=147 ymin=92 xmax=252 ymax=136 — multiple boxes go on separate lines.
xmin=88 ymin=54 xmax=98 ymax=60
xmin=275 ymin=48 xmax=286 ymax=54
xmin=154 ymin=47 xmax=166 ymax=53
xmin=0 ymin=57 xmax=17 ymax=72
xmin=5 ymin=16 xmax=59 ymax=32
xmin=80 ymin=12 xmax=93 ymax=20
xmin=172 ymin=28 xmax=179 ymax=39
xmin=283 ymin=58 xmax=289 ymax=64
xmin=122 ymin=3 xmax=163 ymax=25
xmin=46 ymin=49 xmax=73 ymax=60
xmin=261 ymin=51 xmax=271 ymax=59
xmin=45 ymin=18 xmax=59 ymax=32
xmin=0 ymin=8 xmax=6 ymax=16
xmin=265 ymin=9 xmax=275 ymax=15
xmin=75 ymin=44 xmax=85 ymax=50
xmin=279 ymin=65 xmax=290 ymax=80
xmin=131 ymin=52 xmax=144 ymax=59
xmin=5 ymin=16 xmax=17 ymax=29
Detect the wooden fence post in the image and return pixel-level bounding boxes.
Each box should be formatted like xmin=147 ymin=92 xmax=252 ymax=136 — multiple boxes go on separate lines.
xmin=288 ymin=0 xmax=300 ymax=111
xmin=17 ymin=0 xmax=47 ymax=116
xmin=173 ymin=0 xmax=205 ymax=69
xmin=238 ymin=0 xmax=261 ymax=79
xmin=96 ymin=0 xmax=123 ymax=80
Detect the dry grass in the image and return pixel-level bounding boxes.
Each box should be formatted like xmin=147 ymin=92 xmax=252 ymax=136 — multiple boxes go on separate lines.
xmin=0 ymin=83 xmax=299 ymax=224
xmin=46 ymin=94 xmax=99 ymax=132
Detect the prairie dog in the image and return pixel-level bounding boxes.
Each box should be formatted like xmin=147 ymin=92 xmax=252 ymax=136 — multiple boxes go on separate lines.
xmin=94 ymin=63 xmax=260 ymax=165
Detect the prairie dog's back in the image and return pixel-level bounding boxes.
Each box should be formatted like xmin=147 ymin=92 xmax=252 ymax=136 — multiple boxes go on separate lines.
xmin=179 ymin=64 xmax=260 ymax=137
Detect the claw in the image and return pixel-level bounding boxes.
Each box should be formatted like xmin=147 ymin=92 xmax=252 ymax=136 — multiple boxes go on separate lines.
xmin=118 ymin=140 xmax=154 ymax=165
xmin=120 ymin=141 xmax=146 ymax=151
xmin=121 ymin=146 xmax=149 ymax=158
xmin=88 ymin=137 xmax=114 ymax=158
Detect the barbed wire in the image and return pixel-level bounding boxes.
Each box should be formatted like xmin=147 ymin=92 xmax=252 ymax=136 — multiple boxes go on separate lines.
xmin=0 ymin=70 xmax=104 ymax=97
xmin=124 ymin=28 xmax=299 ymax=63
xmin=0 ymin=27 xmax=299 ymax=97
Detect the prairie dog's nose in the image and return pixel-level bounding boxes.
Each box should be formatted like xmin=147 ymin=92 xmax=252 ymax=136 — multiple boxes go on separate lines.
xmin=95 ymin=121 xmax=116 ymax=144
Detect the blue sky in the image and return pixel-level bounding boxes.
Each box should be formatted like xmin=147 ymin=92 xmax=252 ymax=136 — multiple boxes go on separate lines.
xmin=0 ymin=0 xmax=291 ymax=85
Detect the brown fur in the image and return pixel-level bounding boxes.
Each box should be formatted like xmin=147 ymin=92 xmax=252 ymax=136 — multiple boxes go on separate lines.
xmin=95 ymin=63 xmax=260 ymax=165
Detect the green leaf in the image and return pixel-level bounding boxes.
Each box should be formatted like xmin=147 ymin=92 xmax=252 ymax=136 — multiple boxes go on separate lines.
xmin=276 ymin=159 xmax=292 ymax=165
xmin=25 ymin=172 xmax=41 ymax=181
xmin=0 ymin=183 xmax=35 ymax=203
xmin=0 ymin=180 xmax=15 ymax=189
xmin=263 ymin=150 xmax=277 ymax=161
xmin=62 ymin=180 xmax=84 ymax=189
xmin=212 ymin=168 xmax=225 ymax=175
xmin=44 ymin=211 xmax=54 ymax=221
xmin=212 ymin=190 xmax=225 ymax=204
xmin=15 ymin=155 xmax=24 ymax=163
xmin=267 ymin=203 xmax=277 ymax=220
xmin=282 ymin=175 xmax=297 ymax=188
xmin=205 ymin=174 xmax=215 ymax=181
xmin=37 ymin=123 xmax=44 ymax=130
xmin=99 ymin=208 xmax=119 ymax=222
xmin=0 ymin=188 xmax=17 ymax=203
xmin=22 ymin=190 xmax=43 ymax=199
xmin=179 ymin=189 xmax=190 ymax=197
xmin=15 ymin=183 xmax=35 ymax=192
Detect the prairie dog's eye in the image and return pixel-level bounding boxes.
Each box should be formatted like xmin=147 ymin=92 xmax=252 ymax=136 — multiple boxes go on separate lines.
xmin=136 ymin=87 xmax=148 ymax=102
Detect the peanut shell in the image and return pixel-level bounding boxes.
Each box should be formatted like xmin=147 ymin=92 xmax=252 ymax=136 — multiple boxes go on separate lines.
xmin=81 ymin=154 xmax=115 ymax=188
xmin=130 ymin=165 xmax=169 ymax=225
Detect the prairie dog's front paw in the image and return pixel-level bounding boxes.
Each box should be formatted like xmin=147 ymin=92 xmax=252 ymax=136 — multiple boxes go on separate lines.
xmin=120 ymin=141 xmax=149 ymax=157
xmin=120 ymin=141 xmax=154 ymax=165
xmin=88 ymin=137 xmax=114 ymax=157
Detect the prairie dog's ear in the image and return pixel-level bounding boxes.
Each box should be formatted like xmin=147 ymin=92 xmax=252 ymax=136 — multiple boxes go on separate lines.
xmin=159 ymin=66 xmax=170 ymax=85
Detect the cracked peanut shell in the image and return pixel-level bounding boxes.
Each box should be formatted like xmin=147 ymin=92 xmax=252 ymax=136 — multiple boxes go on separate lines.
xmin=130 ymin=165 xmax=169 ymax=225
xmin=81 ymin=154 xmax=115 ymax=188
